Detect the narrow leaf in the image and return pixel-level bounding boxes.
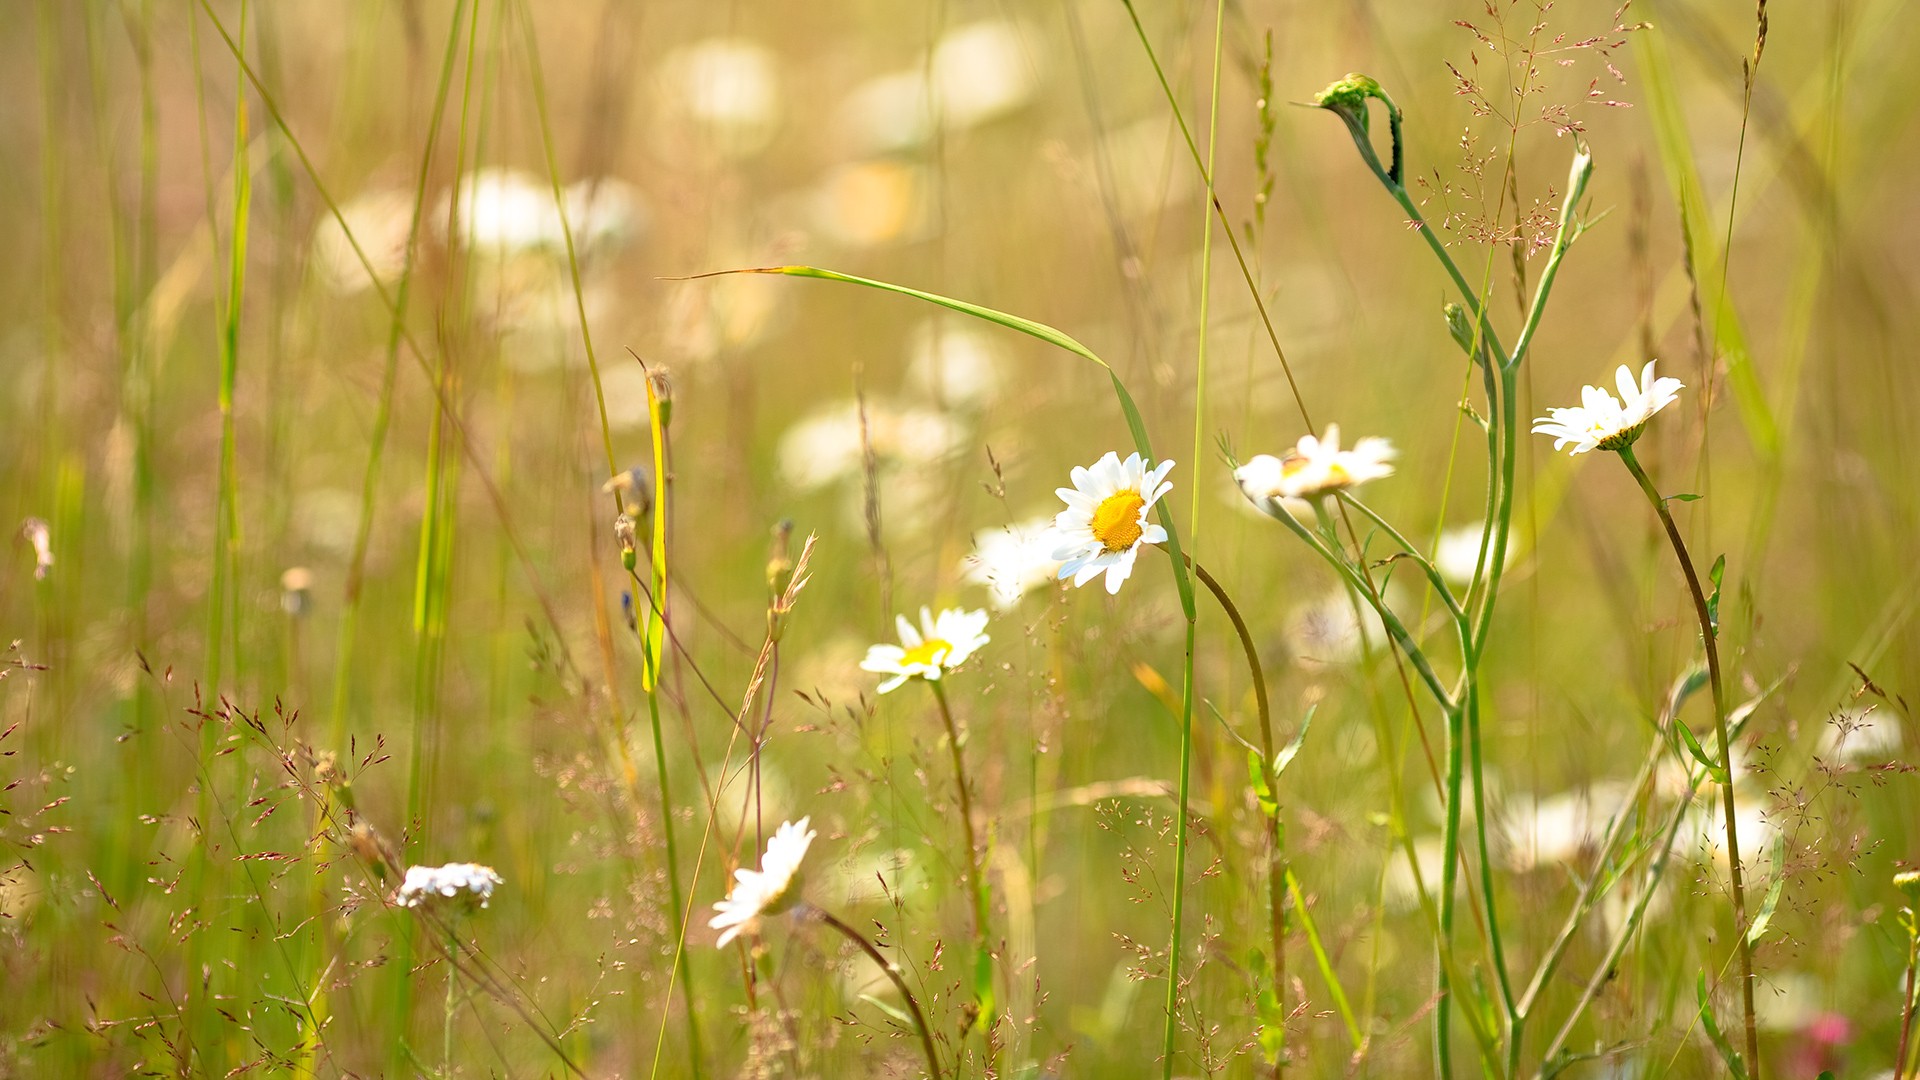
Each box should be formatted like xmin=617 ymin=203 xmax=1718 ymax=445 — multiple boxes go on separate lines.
xmin=1746 ymin=873 xmax=1785 ymax=946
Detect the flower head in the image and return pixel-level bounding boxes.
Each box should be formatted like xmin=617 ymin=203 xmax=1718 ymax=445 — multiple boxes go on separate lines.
xmin=396 ymin=862 xmax=503 ymax=911
xmin=710 ymin=817 xmax=816 ymax=947
xmin=961 ymin=517 xmax=1063 ymax=609
xmin=860 ymin=607 xmax=991 ymax=693
xmin=1050 ymin=452 xmax=1174 ymax=594
xmin=1235 ymin=424 xmax=1395 ymax=506
xmin=1532 ymin=360 xmax=1684 ymax=455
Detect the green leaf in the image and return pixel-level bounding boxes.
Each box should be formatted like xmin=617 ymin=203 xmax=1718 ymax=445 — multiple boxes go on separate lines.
xmin=1676 ymin=720 xmax=1731 ymax=784
xmin=1666 ymin=665 xmax=1711 ymax=720
xmin=1707 ymin=554 xmax=1726 ymax=637
xmin=1746 ymin=873 xmax=1785 ymax=946
xmin=1668 ymin=492 xmax=1705 ymax=502
xmin=857 ymin=993 xmax=915 ymax=1028
xmin=1247 ymin=749 xmax=1278 ymax=819
xmin=972 ymin=943 xmax=996 ymax=1032
xmin=1696 ymin=971 xmax=1748 ymax=1080
xmin=1273 ymin=705 xmax=1316 ymax=780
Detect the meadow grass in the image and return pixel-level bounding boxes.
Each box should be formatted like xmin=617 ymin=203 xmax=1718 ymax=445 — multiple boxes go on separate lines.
xmin=4 ymin=1 xmax=1920 ymax=1077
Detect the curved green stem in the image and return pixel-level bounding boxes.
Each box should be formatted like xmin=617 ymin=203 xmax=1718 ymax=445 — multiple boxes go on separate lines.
xmin=1183 ymin=555 xmax=1285 ymax=1063
xmin=816 ymin=907 xmax=944 ymax=1080
xmin=928 ymin=679 xmax=995 ymax=1070
xmin=1618 ymin=444 xmax=1757 ymax=1079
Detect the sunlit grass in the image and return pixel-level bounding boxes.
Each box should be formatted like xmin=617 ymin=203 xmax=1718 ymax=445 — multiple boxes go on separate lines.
xmin=3 ymin=2 xmax=1919 ymax=1078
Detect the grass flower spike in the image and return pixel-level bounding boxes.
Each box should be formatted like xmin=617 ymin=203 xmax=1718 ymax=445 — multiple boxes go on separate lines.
xmin=710 ymin=817 xmax=817 ymax=948
xmin=1532 ymin=359 xmax=1684 ymax=455
xmin=860 ymin=607 xmax=991 ymax=693
xmin=1050 ymin=451 xmax=1174 ymax=594
xmin=1235 ymin=424 xmax=1395 ymax=506
xmin=396 ymin=863 xmax=504 ymax=911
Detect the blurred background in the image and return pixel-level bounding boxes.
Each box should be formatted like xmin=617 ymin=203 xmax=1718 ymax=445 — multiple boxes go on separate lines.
xmin=2 ymin=0 xmax=1918 ymax=1076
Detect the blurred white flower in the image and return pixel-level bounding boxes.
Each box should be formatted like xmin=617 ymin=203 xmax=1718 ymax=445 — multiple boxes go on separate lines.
xmin=396 ymin=862 xmax=503 ymax=910
xmin=838 ymin=21 xmax=1037 ymax=154
xmin=860 ymin=607 xmax=991 ymax=694
xmin=777 ymin=399 xmax=965 ymax=491
xmin=1500 ymin=782 xmax=1630 ymax=872
xmin=1533 ymin=360 xmax=1683 ymax=455
xmin=1285 ymin=588 xmax=1388 ymax=666
xmin=312 ymin=188 xmax=416 ymax=294
xmin=931 ymin=21 xmax=1038 ymax=130
xmin=711 ymin=817 xmax=816 ymax=947
xmin=1235 ymin=424 xmax=1395 ymax=506
xmin=1384 ymin=835 xmax=1446 ymax=912
xmin=1675 ymin=800 xmax=1777 ymax=882
xmin=1433 ymin=522 xmax=1516 ymax=587
xmin=962 ymin=517 xmax=1062 ymax=609
xmin=907 ymin=319 xmax=1002 ymax=408
xmin=1817 ymin=706 xmax=1904 ymax=764
xmin=439 ymin=169 xmax=643 ymax=259
xmin=20 ymin=517 xmax=52 ymax=581
xmin=660 ymin=38 xmax=780 ymax=157
xmin=1050 ymin=451 xmax=1174 ymax=595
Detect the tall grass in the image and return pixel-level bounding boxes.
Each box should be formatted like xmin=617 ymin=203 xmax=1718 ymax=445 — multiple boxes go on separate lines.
xmin=2 ymin=2 xmax=1918 ymax=1078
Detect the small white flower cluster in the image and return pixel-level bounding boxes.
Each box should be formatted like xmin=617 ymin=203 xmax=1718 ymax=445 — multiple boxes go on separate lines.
xmin=396 ymin=863 xmax=504 ymax=911
xmin=711 ymin=817 xmax=817 ymax=948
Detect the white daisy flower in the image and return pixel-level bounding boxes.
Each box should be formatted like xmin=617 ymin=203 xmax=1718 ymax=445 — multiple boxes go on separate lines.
xmin=859 ymin=607 xmax=991 ymax=694
xmin=710 ymin=817 xmax=817 ymax=948
xmin=1050 ymin=452 xmax=1174 ymax=595
xmin=1532 ymin=359 xmax=1684 ymax=455
xmin=395 ymin=862 xmax=504 ymax=910
xmin=961 ymin=517 xmax=1062 ymax=609
xmin=1234 ymin=424 xmax=1395 ymax=506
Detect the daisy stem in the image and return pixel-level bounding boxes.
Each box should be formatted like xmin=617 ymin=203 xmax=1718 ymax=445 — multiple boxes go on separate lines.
xmin=1184 ymin=555 xmax=1284 ymax=1061
xmin=928 ymin=679 xmax=994 ymax=1069
xmin=815 ymin=906 xmax=944 ymax=1080
xmin=1618 ymin=443 xmax=1757 ymax=1080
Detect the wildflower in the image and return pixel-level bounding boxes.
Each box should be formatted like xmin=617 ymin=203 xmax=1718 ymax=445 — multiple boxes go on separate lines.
xmin=1433 ymin=522 xmax=1515 ymax=586
xmin=279 ymin=567 xmax=313 ymax=618
xmin=659 ymin=38 xmax=781 ymax=157
xmin=907 ymin=319 xmax=1003 ymax=408
xmin=20 ymin=518 xmax=52 ymax=580
xmin=710 ymin=817 xmax=816 ymax=947
xmin=1285 ymin=587 xmax=1388 ymax=666
xmin=311 ymin=188 xmax=416 ymax=294
xmin=962 ymin=517 xmax=1063 ymax=610
xmin=777 ymin=399 xmax=963 ymax=492
xmin=1050 ymin=451 xmax=1174 ymax=594
xmin=1234 ymin=424 xmax=1395 ymax=505
xmin=1532 ymin=360 xmax=1683 ymax=455
xmin=396 ymin=862 xmax=503 ymax=910
xmin=860 ymin=607 xmax=991 ymax=694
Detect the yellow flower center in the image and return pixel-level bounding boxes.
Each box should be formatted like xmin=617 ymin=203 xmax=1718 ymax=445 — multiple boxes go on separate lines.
xmin=900 ymin=638 xmax=953 ymax=668
xmin=1091 ymin=490 xmax=1146 ymax=553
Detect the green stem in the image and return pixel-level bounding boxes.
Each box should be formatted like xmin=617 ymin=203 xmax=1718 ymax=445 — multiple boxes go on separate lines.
xmin=1618 ymin=444 xmax=1757 ymax=1079
xmin=816 ymin=907 xmax=944 ymax=1080
xmin=929 ymin=679 xmax=994 ymax=1070
xmin=1184 ymin=556 xmax=1284 ymax=1064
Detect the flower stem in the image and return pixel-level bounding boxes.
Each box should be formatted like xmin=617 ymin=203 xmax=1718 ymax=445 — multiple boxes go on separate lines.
xmin=1185 ymin=556 xmax=1285 ymax=1069
xmin=929 ymin=679 xmax=994 ymax=1071
xmin=815 ymin=907 xmax=944 ymax=1080
xmin=1618 ymin=444 xmax=1758 ymax=1080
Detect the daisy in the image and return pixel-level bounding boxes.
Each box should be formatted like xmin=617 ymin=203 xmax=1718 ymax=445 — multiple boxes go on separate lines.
xmin=1050 ymin=451 xmax=1175 ymax=594
xmin=860 ymin=607 xmax=991 ymax=693
xmin=961 ymin=517 xmax=1062 ymax=609
xmin=1532 ymin=360 xmax=1684 ymax=455
xmin=1234 ymin=424 xmax=1395 ymax=506
xmin=710 ymin=817 xmax=816 ymax=947
xmin=395 ymin=862 xmax=504 ymax=910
